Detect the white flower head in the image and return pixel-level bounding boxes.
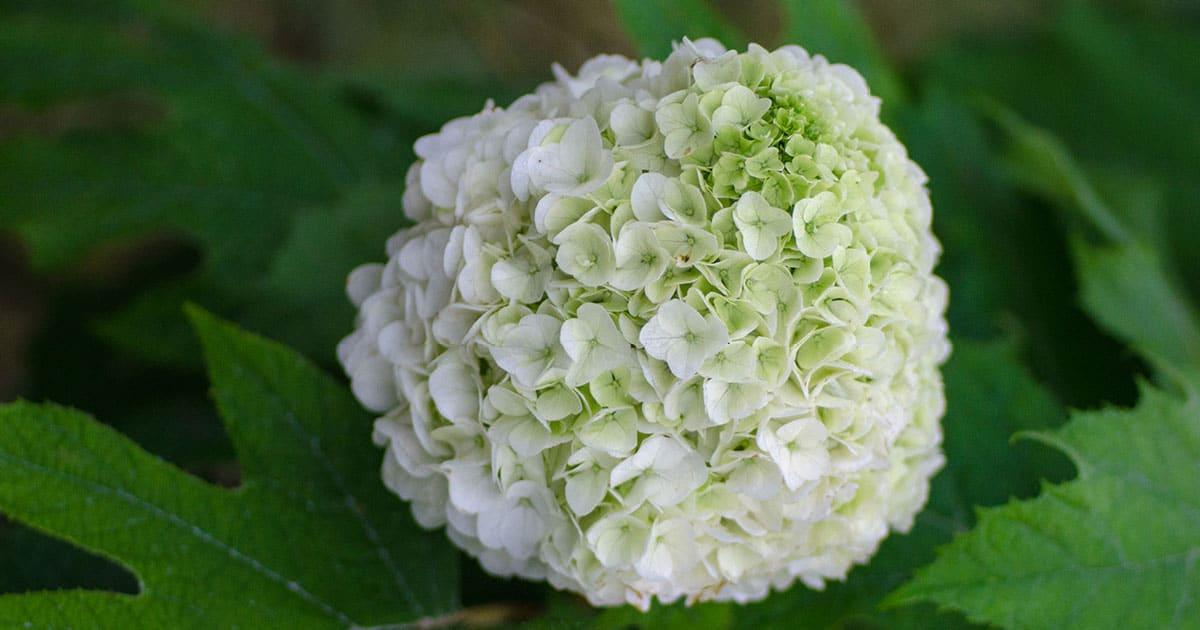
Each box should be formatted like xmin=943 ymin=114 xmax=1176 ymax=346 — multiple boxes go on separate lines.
xmin=342 ymin=40 xmax=949 ymax=610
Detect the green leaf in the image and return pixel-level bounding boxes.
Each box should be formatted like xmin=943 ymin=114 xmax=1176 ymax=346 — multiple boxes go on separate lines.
xmin=897 ymin=91 xmax=1138 ymax=409
xmin=920 ymin=2 xmax=1200 ymax=295
xmin=922 ymin=4 xmax=1200 ymax=183
xmin=0 ymin=2 xmax=378 ymax=270
xmin=1053 ymin=2 xmax=1200 ymax=171
xmin=778 ymin=0 xmax=904 ymax=107
xmin=0 ymin=307 xmax=458 ymax=627
xmin=888 ymin=386 xmax=1200 ymax=629
xmin=1074 ymin=243 xmax=1200 ymax=373
xmin=994 ymin=111 xmax=1200 ymax=372
xmin=251 ymin=183 xmax=412 ymax=360
xmin=992 ymin=108 xmax=1130 ymax=245
xmin=612 ymin=0 xmax=745 ymax=59
xmin=93 ymin=182 xmax=413 ymax=366
xmin=0 ymin=1 xmax=421 ymax=366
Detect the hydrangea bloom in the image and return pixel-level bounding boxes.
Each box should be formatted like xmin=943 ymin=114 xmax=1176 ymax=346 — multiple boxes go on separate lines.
xmin=339 ymin=39 xmax=950 ymax=609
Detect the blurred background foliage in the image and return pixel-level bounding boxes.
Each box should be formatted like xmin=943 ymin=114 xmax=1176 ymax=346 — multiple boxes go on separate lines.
xmin=1 ymin=0 xmax=1197 ymax=626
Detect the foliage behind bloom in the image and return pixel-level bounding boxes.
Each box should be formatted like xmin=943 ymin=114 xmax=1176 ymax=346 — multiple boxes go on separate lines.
xmin=339 ymin=39 xmax=949 ymax=609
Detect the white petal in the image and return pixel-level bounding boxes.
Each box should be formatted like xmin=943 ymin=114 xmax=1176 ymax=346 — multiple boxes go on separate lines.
xmin=631 ymin=172 xmax=669 ymax=221
xmin=351 ymin=354 xmax=397 ymax=413
xmin=578 ymin=409 xmax=637 ymax=457
xmin=429 ymin=358 xmax=480 ymax=422
xmin=346 ymin=263 xmax=383 ymax=307
xmin=566 ymin=466 xmax=610 ymax=516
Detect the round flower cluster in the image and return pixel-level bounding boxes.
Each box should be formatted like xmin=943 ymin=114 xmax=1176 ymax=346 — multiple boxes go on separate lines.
xmin=339 ymin=39 xmax=949 ymax=609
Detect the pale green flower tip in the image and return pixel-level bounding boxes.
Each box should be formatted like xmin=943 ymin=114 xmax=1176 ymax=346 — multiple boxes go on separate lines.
xmin=342 ymin=38 xmax=950 ymax=610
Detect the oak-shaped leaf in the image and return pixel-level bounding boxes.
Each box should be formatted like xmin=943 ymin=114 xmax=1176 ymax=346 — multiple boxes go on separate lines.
xmin=888 ymin=385 xmax=1200 ymax=629
xmin=0 ymin=307 xmax=458 ymax=628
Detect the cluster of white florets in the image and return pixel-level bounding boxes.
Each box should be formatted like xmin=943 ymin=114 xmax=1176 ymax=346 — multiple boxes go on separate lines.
xmin=339 ymin=39 xmax=949 ymax=609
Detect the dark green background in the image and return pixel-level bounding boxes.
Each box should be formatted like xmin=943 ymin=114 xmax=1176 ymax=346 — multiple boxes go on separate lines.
xmin=1 ymin=0 xmax=1197 ymax=626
